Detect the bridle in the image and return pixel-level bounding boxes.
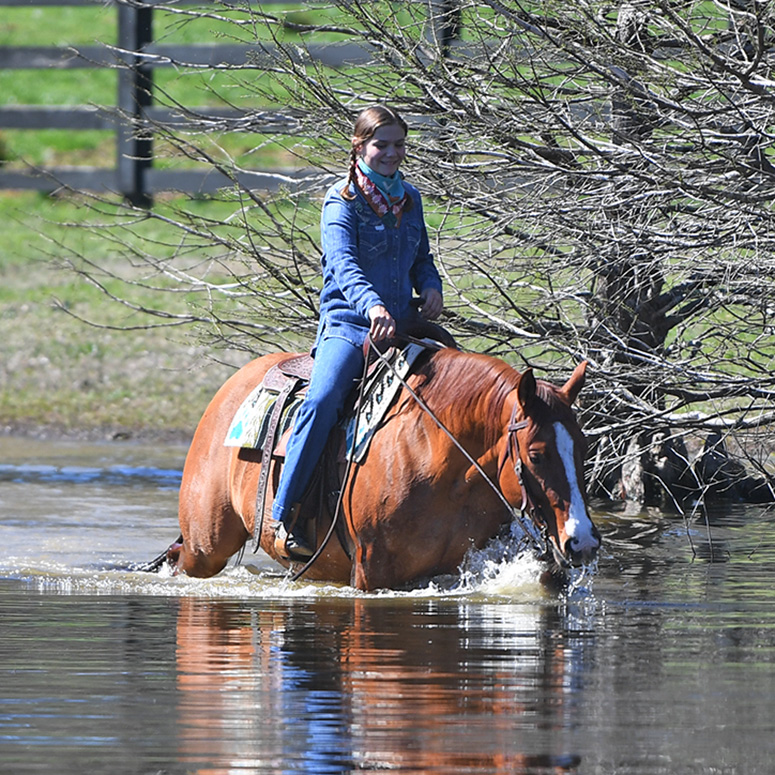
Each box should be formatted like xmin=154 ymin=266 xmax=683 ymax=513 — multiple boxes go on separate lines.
xmin=500 ymin=403 xmax=552 ymax=557
xmin=498 ymin=401 xmax=566 ymax=567
xmin=504 ymin=407 xmax=531 ymax=517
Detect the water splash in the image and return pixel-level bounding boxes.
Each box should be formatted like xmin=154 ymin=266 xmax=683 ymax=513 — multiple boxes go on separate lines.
xmin=452 ymin=521 xmax=546 ymax=598
xmin=18 ymin=543 xmax=548 ymax=602
xmin=566 ymin=556 xmax=599 ymax=597
xmin=12 ymin=519 xmax=596 ymax=602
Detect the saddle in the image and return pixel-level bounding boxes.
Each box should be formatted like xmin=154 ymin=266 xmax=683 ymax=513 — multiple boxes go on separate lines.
xmin=262 ymin=353 xmax=314 ymax=393
xmin=251 ymin=319 xmax=457 ymax=553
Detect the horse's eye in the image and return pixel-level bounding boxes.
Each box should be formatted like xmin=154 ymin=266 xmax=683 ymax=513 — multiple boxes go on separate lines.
xmin=528 ymin=452 xmax=543 ymax=466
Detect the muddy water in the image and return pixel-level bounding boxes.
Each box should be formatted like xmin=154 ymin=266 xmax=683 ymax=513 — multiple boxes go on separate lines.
xmin=2 ymin=435 xmax=775 ymax=774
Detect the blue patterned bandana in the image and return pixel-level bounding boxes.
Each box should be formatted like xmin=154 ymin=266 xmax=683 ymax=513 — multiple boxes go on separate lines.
xmin=357 ymin=158 xmax=405 ymax=202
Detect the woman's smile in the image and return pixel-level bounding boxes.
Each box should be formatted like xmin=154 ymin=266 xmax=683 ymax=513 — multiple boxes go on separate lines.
xmin=358 ymin=124 xmax=407 ymax=176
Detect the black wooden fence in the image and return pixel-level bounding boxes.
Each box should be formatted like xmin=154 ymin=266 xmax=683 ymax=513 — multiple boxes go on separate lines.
xmin=0 ymin=0 xmax=459 ymax=206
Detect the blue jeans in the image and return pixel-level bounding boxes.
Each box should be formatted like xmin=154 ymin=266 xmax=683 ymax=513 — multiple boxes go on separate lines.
xmin=271 ymin=335 xmax=365 ymax=524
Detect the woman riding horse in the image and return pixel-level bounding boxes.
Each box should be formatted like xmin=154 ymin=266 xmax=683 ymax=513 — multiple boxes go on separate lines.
xmin=149 ymin=108 xmax=602 ymax=591
xmin=271 ymin=105 xmax=444 ymax=559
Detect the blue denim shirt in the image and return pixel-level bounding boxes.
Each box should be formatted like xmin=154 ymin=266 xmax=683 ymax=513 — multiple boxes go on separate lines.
xmin=315 ymin=177 xmax=443 ymax=349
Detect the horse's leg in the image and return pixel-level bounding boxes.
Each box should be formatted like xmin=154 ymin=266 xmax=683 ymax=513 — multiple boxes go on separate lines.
xmin=172 ymin=511 xmax=248 ymax=578
xmin=175 ymin=438 xmax=250 ymax=578
xmin=351 ymin=550 xmax=369 ymax=591
xmin=350 ymin=538 xmax=395 ymax=592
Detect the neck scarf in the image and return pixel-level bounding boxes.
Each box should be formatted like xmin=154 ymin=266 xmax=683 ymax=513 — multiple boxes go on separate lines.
xmin=357 ymin=158 xmax=405 ymax=200
xmin=355 ymin=159 xmax=407 ymax=227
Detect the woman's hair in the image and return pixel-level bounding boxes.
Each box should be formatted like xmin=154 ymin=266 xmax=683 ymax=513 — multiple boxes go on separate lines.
xmin=341 ymin=105 xmax=409 ymax=201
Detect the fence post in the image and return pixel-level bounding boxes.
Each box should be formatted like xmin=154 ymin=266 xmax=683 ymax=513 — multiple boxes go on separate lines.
xmin=116 ymin=1 xmax=154 ymax=207
xmin=426 ymin=0 xmax=461 ymax=57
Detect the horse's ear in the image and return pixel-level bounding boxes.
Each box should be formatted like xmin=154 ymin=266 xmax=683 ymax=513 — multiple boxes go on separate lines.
xmin=560 ymin=361 xmax=587 ymax=405
xmin=517 ymin=368 xmax=537 ymax=411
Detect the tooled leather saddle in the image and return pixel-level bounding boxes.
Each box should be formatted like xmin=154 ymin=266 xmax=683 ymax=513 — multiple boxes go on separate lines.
xmin=251 ymin=319 xmax=457 ymax=553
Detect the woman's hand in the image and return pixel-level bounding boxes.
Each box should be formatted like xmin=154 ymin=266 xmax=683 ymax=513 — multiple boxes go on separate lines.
xmin=368 ymin=304 xmax=397 ymax=342
xmin=419 ymin=288 xmax=443 ymax=320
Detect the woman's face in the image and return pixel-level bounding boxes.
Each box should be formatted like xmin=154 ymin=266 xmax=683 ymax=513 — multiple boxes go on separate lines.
xmin=358 ymin=123 xmax=407 ymax=177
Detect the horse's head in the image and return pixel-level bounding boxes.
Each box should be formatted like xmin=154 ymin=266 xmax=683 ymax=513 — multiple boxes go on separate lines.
xmin=499 ymin=362 xmax=600 ymax=569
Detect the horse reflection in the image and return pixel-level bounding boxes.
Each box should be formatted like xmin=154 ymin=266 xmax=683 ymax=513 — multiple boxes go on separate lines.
xmin=173 ymin=596 xmax=586 ymax=774
xmin=175 ymin=598 xmax=352 ymax=774
xmin=341 ymin=599 xmax=583 ymax=773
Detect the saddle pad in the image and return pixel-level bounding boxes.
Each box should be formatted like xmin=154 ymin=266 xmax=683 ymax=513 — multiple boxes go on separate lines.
xmin=224 ymin=341 xmax=428 ymax=454
xmin=224 ymin=385 xmax=303 ymax=449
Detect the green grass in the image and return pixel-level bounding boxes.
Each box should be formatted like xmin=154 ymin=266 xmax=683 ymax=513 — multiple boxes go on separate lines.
xmin=0 ymin=2 xmax=354 ymax=170
xmin=0 ymin=191 xmax=245 ymax=437
xmin=0 ymin=6 xmax=115 ymax=46
xmin=0 ymin=180 xmax=333 ymax=438
xmin=0 ymin=1 xmax=444 ymax=172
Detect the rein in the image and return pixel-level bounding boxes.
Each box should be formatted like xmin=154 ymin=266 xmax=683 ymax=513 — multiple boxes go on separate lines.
xmin=288 ymin=340 xmax=373 ymax=582
xmin=288 ymin=334 xmax=550 ymax=581
xmin=364 ymin=336 xmax=547 ymax=554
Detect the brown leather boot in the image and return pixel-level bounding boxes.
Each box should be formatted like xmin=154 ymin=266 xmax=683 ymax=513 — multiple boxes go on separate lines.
xmin=275 ymin=523 xmax=313 ymax=558
xmin=273 ymin=506 xmax=313 ymax=559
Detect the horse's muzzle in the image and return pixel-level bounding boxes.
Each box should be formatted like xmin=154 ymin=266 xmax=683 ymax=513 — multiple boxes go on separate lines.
xmin=563 ymin=524 xmax=601 ymax=566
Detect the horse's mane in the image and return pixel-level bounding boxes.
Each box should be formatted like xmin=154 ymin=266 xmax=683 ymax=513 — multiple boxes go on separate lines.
xmin=417 ymin=349 xmax=574 ymax=444
xmin=423 ymin=349 xmax=516 ymax=407
xmin=416 ymin=350 xmax=520 ymax=445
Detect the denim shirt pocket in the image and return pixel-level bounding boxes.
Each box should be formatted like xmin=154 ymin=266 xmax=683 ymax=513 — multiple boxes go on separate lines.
xmin=357 ymin=211 xmax=389 ymax=266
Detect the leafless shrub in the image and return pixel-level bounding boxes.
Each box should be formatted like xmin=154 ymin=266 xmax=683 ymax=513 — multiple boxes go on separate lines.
xmin=67 ymin=0 xmax=775 ymax=505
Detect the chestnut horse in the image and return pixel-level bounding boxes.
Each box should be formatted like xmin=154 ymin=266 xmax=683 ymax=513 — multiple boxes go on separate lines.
xmin=161 ymin=347 xmax=600 ymax=591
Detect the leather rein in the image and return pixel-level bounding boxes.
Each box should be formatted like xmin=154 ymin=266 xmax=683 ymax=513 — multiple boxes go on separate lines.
xmin=365 ymin=338 xmax=548 ymax=555
xmin=288 ymin=335 xmax=550 ymax=580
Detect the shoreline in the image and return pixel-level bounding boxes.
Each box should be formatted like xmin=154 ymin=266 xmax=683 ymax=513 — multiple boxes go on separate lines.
xmin=0 ymin=421 xmax=194 ymax=447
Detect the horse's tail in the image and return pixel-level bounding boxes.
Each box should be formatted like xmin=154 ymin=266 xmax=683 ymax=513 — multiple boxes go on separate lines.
xmin=129 ymin=535 xmax=183 ymax=573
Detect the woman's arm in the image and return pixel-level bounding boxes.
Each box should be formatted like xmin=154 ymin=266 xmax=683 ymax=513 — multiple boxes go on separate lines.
xmin=321 ymin=194 xmax=384 ymax=319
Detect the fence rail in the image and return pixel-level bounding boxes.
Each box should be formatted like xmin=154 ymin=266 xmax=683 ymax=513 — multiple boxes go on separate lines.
xmin=0 ymin=0 xmax=457 ymax=205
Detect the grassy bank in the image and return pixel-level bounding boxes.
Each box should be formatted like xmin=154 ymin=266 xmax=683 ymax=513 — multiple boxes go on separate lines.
xmin=6 ymin=3 xmax=415 ymax=440
xmin=0 ymin=5 xmax=288 ymax=440
xmin=0 ymin=191 xmax=243 ymax=441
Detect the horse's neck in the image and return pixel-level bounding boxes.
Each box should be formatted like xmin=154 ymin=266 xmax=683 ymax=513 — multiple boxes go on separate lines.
xmin=425 ymin=351 xmax=515 ymax=448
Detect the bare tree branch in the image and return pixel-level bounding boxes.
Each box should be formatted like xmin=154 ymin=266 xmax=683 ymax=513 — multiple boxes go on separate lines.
xmin=62 ymin=0 xmax=775 ymax=505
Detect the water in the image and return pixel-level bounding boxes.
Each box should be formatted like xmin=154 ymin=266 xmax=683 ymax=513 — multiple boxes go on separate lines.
xmin=2 ymin=435 xmax=775 ymax=774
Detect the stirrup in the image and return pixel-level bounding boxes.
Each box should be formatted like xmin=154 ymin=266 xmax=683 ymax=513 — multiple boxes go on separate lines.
xmin=274 ymin=522 xmax=314 ymax=559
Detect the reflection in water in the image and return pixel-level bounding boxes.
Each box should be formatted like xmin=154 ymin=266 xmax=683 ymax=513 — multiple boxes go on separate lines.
xmin=7 ymin=439 xmax=775 ymax=773
xmin=342 ymin=601 xmax=586 ymax=774
xmin=176 ymin=600 xmax=354 ymax=774
xmin=174 ymin=597 xmax=588 ymax=774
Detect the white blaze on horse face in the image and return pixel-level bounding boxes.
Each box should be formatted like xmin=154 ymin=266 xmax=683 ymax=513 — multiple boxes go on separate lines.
xmin=553 ymin=422 xmax=598 ymax=554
